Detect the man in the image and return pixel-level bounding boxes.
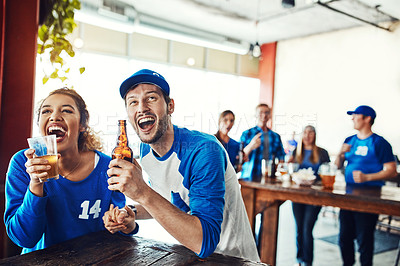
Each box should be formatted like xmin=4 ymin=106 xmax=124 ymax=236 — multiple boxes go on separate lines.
xmin=335 ymin=105 xmax=397 ymax=266
xmin=240 ymin=103 xmax=285 ymax=180
xmin=106 ymin=69 xmax=259 ymax=261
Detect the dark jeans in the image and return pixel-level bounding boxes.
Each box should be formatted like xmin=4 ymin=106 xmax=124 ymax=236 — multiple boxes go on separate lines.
xmin=292 ymin=202 xmax=321 ymax=265
xmin=339 ymin=209 xmax=379 ymax=266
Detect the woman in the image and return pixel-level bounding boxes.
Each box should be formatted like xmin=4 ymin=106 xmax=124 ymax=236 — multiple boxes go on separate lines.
xmin=215 ymin=110 xmax=243 ymax=172
xmin=289 ymin=125 xmax=330 ymax=266
xmin=4 ymin=88 xmax=137 ymax=254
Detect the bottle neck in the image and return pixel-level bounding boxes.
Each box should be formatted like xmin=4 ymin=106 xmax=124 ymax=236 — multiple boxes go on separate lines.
xmin=117 ymin=122 xmax=129 ymax=146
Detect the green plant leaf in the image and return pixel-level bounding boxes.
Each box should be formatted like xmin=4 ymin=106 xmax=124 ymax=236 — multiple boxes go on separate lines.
xmin=43 ymin=76 xmax=49 ymax=84
xmin=50 ymin=69 xmax=59 ymax=79
xmin=38 ymin=0 xmax=83 ymax=85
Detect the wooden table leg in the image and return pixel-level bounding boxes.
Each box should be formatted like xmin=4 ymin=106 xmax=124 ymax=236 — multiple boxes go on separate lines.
xmin=240 ymin=185 xmax=256 ymax=235
xmin=259 ymin=200 xmax=281 ymax=266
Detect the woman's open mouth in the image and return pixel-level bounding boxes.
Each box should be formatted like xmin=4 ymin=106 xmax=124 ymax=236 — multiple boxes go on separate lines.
xmin=47 ymin=125 xmax=67 ymax=142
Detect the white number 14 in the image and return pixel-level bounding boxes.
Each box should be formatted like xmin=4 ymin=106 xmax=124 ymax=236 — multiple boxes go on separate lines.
xmin=79 ymin=200 xmax=102 ymax=219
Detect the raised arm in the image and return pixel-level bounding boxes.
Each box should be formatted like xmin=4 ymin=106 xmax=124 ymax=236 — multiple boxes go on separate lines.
xmin=4 ymin=150 xmax=49 ymax=248
xmin=335 ymin=143 xmax=351 ymax=169
xmin=107 ymin=159 xmax=204 ymax=255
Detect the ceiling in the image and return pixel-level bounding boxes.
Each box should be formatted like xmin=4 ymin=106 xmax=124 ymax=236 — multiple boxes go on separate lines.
xmin=77 ymin=0 xmax=400 ymax=54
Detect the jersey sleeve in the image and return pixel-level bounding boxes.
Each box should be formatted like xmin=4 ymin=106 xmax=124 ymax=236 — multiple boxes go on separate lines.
xmin=275 ymin=134 xmax=286 ymax=160
xmin=4 ymin=151 xmax=49 ymax=248
xmin=375 ymin=137 xmax=395 ymax=164
xmin=240 ymin=129 xmax=252 ymax=148
xmin=185 ymin=140 xmax=226 ymax=258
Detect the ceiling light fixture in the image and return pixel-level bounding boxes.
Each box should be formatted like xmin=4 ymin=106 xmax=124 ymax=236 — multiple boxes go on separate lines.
xmin=250 ymin=0 xmax=262 ymax=58
xmin=252 ymin=42 xmax=261 ymax=58
xmin=74 ymin=4 xmax=249 ymax=55
xmin=282 ymin=0 xmax=295 ymax=9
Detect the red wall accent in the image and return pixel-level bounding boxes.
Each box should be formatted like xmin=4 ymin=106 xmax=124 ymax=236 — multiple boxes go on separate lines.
xmin=258 ymin=42 xmax=277 ymax=109
xmin=0 ymin=0 xmax=39 ymax=258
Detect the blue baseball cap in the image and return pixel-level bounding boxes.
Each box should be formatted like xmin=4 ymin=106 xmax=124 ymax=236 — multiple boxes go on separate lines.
xmin=347 ymin=105 xmax=376 ymax=119
xmin=119 ymin=69 xmax=170 ymax=98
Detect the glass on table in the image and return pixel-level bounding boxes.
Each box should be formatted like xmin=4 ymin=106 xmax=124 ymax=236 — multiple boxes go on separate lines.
xmin=277 ymin=162 xmax=290 ymax=181
xmin=318 ymin=162 xmax=337 ymax=189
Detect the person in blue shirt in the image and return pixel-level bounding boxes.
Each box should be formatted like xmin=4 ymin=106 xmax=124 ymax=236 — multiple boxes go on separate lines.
xmin=106 ymin=69 xmax=259 ymax=262
xmin=4 ymin=88 xmax=137 ymax=254
xmin=214 ymin=110 xmax=244 ymax=172
xmin=335 ymin=105 xmax=397 ymax=266
xmin=240 ymin=103 xmax=285 ymax=180
xmin=289 ymin=125 xmax=330 ymax=266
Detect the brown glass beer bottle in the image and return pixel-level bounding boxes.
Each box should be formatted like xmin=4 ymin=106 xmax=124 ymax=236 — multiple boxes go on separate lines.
xmin=112 ymin=120 xmax=133 ymax=163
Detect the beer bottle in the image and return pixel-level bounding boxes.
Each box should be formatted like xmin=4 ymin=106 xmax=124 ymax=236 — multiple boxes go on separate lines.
xmin=235 ymin=142 xmax=244 ymax=172
xmin=271 ymin=155 xmax=276 ymax=179
xmin=268 ymin=155 xmax=276 ymax=179
xmin=112 ymin=120 xmax=133 ymax=163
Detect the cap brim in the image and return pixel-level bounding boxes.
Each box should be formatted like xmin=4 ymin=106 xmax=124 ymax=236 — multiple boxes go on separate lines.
xmin=120 ymin=74 xmax=169 ymax=98
xmin=347 ymin=111 xmax=355 ymax=115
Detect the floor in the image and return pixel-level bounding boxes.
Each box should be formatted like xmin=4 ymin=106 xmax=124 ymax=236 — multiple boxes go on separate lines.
xmin=135 ymin=201 xmax=399 ymax=266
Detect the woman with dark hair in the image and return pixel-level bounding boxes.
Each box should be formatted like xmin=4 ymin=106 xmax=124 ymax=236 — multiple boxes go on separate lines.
xmin=289 ymin=125 xmax=330 ymax=266
xmin=215 ymin=110 xmax=244 ymax=172
xmin=4 ymin=88 xmax=137 ymax=254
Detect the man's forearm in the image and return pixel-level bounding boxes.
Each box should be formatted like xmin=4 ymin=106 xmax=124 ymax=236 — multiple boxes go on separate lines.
xmin=335 ymin=154 xmax=345 ymax=169
xmin=138 ymin=189 xmax=203 ymax=254
xmin=135 ymin=204 xmax=153 ymax=220
xmin=365 ymin=162 xmax=397 ymax=181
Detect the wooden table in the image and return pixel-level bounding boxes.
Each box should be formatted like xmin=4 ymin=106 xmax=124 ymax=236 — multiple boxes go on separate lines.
xmin=0 ymin=230 xmax=266 ymax=265
xmin=239 ymin=178 xmax=400 ymax=266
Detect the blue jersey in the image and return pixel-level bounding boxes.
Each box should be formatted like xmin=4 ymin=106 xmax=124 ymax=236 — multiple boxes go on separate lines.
xmin=220 ymin=138 xmax=240 ymax=167
xmin=294 ymin=148 xmax=330 ymax=180
xmin=344 ymin=133 xmax=395 ymax=186
xmin=240 ymin=126 xmax=285 ymax=180
xmin=4 ymin=150 xmax=127 ymax=254
xmin=140 ymin=125 xmax=259 ymax=261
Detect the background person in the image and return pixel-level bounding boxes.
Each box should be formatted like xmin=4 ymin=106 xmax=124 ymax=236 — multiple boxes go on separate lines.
xmin=240 ymin=103 xmax=285 ymax=180
xmin=335 ymin=105 xmax=397 ymax=266
xmin=289 ymin=125 xmax=330 ymax=266
xmin=214 ymin=110 xmax=245 ymax=172
xmin=107 ymin=69 xmax=259 ymax=261
xmin=4 ymin=88 xmax=137 ymax=254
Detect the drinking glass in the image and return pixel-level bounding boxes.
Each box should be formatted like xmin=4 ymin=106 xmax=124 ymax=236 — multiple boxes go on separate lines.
xmin=27 ymin=135 xmax=59 ymax=182
xmin=318 ymin=163 xmax=337 ymax=189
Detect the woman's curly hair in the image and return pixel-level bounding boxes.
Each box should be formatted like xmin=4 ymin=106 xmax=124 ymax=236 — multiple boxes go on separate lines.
xmin=37 ymin=88 xmax=103 ymax=152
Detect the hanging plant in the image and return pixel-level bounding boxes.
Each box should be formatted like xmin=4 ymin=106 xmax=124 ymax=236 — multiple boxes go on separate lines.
xmin=38 ymin=0 xmax=85 ymax=85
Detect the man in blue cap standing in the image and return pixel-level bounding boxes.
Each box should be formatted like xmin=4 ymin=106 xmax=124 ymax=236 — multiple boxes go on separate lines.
xmin=335 ymin=105 xmax=397 ymax=266
xmin=106 ymin=69 xmax=259 ymax=262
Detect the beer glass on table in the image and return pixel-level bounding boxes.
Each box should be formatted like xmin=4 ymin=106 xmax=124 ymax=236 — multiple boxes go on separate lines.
xmin=318 ymin=163 xmax=337 ymax=189
xmin=27 ymin=135 xmax=59 ymax=182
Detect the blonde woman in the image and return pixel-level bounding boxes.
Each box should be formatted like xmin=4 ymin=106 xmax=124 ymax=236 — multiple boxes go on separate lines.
xmin=289 ymin=125 xmax=330 ymax=266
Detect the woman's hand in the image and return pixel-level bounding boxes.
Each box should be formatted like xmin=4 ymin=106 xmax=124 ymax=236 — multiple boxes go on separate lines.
xmin=24 ymin=149 xmax=50 ymax=183
xmin=103 ymin=204 xmax=136 ymax=235
xmin=24 ymin=149 xmax=53 ymax=197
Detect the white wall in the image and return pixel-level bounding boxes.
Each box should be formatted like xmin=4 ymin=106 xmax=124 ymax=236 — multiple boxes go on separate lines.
xmin=273 ymin=25 xmax=400 ymax=157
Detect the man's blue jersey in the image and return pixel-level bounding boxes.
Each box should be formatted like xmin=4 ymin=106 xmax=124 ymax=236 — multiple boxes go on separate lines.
xmin=344 ymin=133 xmax=395 ymax=186
xmin=140 ymin=125 xmax=259 ymax=261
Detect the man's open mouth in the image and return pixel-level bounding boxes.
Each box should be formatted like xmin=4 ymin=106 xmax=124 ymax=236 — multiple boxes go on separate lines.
xmin=138 ymin=117 xmax=155 ymax=130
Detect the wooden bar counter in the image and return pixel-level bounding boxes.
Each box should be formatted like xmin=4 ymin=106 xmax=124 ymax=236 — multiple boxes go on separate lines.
xmin=0 ymin=230 xmax=266 ymax=265
xmin=239 ymin=178 xmax=400 ymax=266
